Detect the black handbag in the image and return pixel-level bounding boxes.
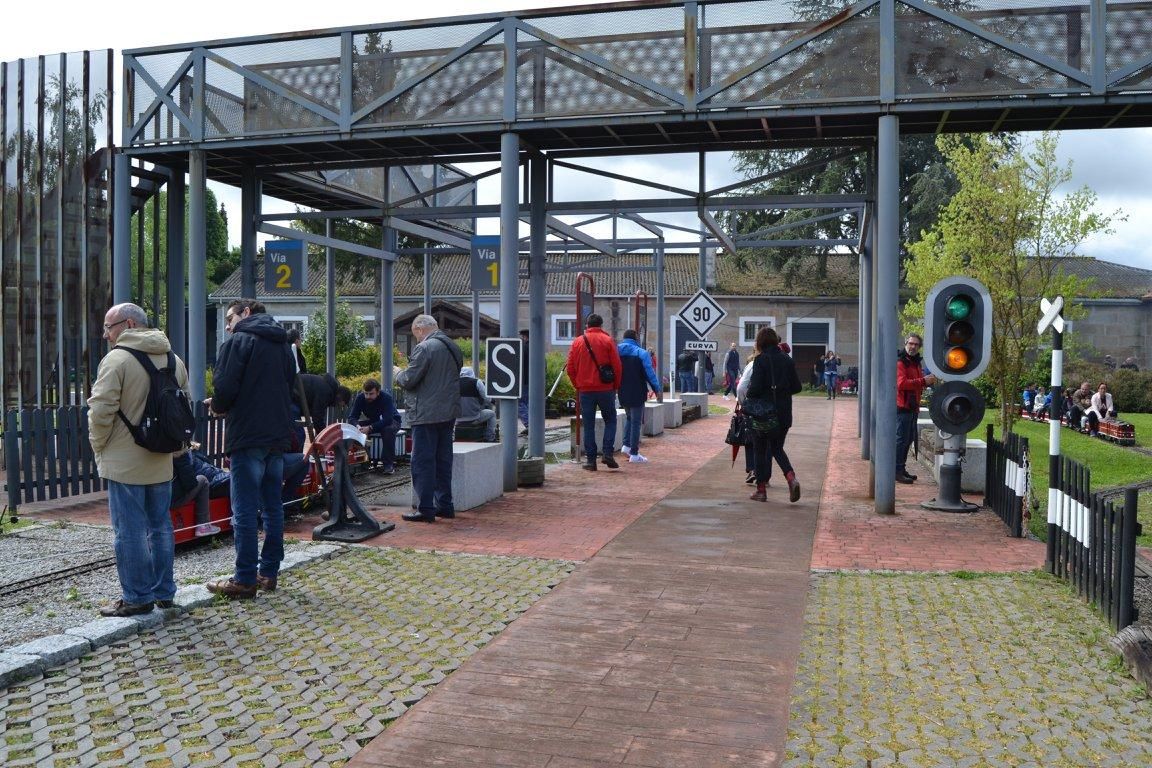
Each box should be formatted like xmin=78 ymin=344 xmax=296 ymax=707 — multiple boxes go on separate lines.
xmin=725 ymin=409 xmax=755 ymax=446
xmin=583 ymin=335 xmax=615 ymax=384
xmin=745 ymin=355 xmax=782 ymax=434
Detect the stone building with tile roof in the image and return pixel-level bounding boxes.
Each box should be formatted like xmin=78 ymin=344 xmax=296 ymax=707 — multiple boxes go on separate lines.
xmin=210 ymin=253 xmax=1152 ymax=382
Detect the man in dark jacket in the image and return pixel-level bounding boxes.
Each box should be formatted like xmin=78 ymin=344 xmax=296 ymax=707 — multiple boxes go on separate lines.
xmin=396 ymin=315 xmax=463 ymax=522
xmin=347 ymin=378 xmax=401 ymax=473
xmin=206 ymin=299 xmax=296 ymax=598
xmin=617 ymin=330 xmax=661 ymax=462
xmin=896 ymin=333 xmax=937 ymax=484
xmin=723 ymin=342 xmax=741 ymax=399
xmin=295 ymin=372 xmax=351 ymax=433
xmin=676 ymin=349 xmax=697 ymax=393
xmin=566 ymin=313 xmax=623 ymax=471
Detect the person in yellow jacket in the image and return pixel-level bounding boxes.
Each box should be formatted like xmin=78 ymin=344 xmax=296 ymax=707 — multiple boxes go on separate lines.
xmin=88 ymin=302 xmax=189 ymax=617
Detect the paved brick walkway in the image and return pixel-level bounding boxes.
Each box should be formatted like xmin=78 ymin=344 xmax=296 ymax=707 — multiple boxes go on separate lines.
xmin=812 ymin=399 xmax=1046 ymax=572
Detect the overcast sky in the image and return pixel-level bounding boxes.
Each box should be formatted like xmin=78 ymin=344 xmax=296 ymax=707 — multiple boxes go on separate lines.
xmin=3 ymin=0 xmax=1150 ymax=271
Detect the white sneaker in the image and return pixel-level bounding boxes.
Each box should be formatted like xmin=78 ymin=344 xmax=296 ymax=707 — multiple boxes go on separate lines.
xmin=195 ymin=523 xmax=221 ymax=537
xmin=723 ymin=395 xmax=731 ymax=401
xmin=628 ymin=454 xmax=649 ymax=463
xmin=621 ymin=446 xmax=631 ymax=456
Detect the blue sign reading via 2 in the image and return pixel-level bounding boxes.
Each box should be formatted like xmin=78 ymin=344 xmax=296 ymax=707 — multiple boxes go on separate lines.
xmin=470 ymin=235 xmax=500 ymax=292
xmin=265 ymin=240 xmax=306 ymax=292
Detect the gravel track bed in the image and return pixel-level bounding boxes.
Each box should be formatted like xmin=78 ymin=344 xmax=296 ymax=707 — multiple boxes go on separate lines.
xmin=0 ymin=523 xmax=316 ymax=648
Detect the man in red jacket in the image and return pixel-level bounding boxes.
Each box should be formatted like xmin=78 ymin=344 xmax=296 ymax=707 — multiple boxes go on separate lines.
xmin=896 ymin=333 xmax=937 ymax=484
xmin=566 ymin=313 xmax=623 ymax=471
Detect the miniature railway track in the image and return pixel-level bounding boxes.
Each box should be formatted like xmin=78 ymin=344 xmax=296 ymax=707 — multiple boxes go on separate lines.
xmin=0 ymin=556 xmax=119 ymax=606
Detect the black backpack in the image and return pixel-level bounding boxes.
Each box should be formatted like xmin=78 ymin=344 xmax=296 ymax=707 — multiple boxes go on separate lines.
xmin=114 ymin=346 xmax=196 ymax=453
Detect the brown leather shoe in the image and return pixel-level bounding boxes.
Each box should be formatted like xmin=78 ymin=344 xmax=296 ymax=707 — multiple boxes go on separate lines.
xmin=749 ymin=490 xmax=767 ymax=502
xmin=98 ymin=599 xmax=154 ymax=617
xmin=256 ymin=575 xmax=277 ymax=592
xmin=207 ymin=577 xmax=258 ymax=599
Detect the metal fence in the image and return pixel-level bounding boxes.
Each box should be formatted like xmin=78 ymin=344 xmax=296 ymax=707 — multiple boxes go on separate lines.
xmin=3 ymin=404 xmax=224 ymax=511
xmin=984 ymin=424 xmax=1028 ymax=538
xmin=1047 ymin=457 xmax=1142 ymax=632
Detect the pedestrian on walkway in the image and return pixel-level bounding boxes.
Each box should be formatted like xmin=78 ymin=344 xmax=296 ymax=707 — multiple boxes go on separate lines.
xmin=736 ymin=349 xmax=759 ymax=485
xmin=518 ymin=328 xmax=531 ymax=435
xmin=207 ymin=299 xmax=297 ymax=598
xmin=617 ymin=329 xmax=662 ymax=463
xmin=88 ymin=302 xmax=189 ymax=616
xmin=745 ymin=327 xmax=803 ymax=502
xmin=703 ymin=351 xmax=715 ymax=394
xmin=722 ymin=342 xmax=740 ymax=399
xmin=896 ymin=333 xmax=936 ymax=484
xmin=397 ymin=314 xmax=464 ymax=522
xmin=823 ymin=350 xmax=841 ymax=399
xmin=567 ymin=313 xmax=623 ymax=471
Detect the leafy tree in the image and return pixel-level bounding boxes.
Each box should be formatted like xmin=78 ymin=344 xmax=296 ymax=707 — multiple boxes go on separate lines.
xmin=300 ymin=297 xmax=367 ymax=364
xmin=902 ymin=132 xmax=1119 ymax=431
xmin=129 ymin=187 xmax=235 ymax=322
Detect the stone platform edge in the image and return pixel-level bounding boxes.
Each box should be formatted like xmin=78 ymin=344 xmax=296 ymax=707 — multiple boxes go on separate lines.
xmin=0 ymin=543 xmax=346 ymax=690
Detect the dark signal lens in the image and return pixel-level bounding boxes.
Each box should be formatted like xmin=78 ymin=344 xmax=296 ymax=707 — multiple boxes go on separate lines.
xmin=946 ymin=320 xmax=974 ymax=345
xmin=943 ymin=393 xmax=973 ymax=423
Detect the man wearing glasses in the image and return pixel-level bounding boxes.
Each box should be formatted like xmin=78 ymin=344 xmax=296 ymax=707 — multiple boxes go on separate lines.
xmin=896 ymin=333 xmax=937 ymax=484
xmin=207 ymin=298 xmax=297 ymax=598
xmin=87 ymin=303 xmax=189 ymax=616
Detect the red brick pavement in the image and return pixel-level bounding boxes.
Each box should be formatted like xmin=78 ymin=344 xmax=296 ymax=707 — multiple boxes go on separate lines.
xmin=811 ymin=398 xmax=1046 ymax=572
xmin=288 ymin=407 xmax=738 ymax=561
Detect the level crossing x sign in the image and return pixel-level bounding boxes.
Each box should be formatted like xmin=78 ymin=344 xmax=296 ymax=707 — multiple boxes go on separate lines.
xmin=676 ymin=290 xmax=726 ymax=339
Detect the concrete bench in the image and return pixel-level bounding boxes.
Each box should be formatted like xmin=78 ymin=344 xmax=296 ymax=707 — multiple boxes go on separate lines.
xmin=661 ymin=399 xmax=684 ymax=429
xmin=383 ymin=441 xmax=503 ymax=512
xmin=680 ymin=393 xmax=709 ymax=417
xmin=643 ymin=401 xmax=665 ymax=437
xmin=569 ymin=409 xmax=626 ymax=458
xmin=918 ymin=426 xmax=987 ymax=493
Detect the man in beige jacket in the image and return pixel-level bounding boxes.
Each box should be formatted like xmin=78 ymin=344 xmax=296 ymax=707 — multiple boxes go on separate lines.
xmin=88 ymin=303 xmax=189 ymax=617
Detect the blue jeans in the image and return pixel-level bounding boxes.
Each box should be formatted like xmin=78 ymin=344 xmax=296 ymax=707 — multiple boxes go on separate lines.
xmin=412 ymin=421 xmax=455 ymax=515
xmin=580 ymin=390 xmax=617 ymax=460
xmin=518 ymin=396 xmax=530 ymax=429
xmin=678 ymin=373 xmax=696 ymax=393
xmin=107 ymin=480 xmax=175 ymax=605
xmin=230 ymin=448 xmax=285 ymax=585
xmin=622 ymin=404 xmax=644 ymax=456
xmin=896 ymin=410 xmax=917 ymax=475
xmin=704 ymin=372 xmax=714 ymax=393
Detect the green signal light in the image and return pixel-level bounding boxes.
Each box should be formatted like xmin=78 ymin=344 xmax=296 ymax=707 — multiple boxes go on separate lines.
xmin=945 ymin=294 xmax=973 ymax=321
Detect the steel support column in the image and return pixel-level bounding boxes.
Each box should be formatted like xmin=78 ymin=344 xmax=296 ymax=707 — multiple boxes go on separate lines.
xmin=112 ymin=152 xmax=131 ymax=303
xmin=326 ymin=220 xmax=336 ymax=375
xmin=529 ymin=153 xmax=547 ymax=458
xmin=382 ymin=227 xmax=396 ymax=391
xmin=859 ymin=217 xmax=872 ymax=458
xmin=166 ymin=165 xmax=186 ymax=360
xmin=187 ymin=150 xmax=207 ymax=401
xmin=240 ymin=168 xmax=257 ymax=299
xmin=499 ymin=131 xmax=520 ymax=491
xmin=874 ymin=117 xmax=899 ymax=515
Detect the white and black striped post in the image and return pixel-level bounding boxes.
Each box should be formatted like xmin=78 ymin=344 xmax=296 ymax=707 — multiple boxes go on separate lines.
xmin=1039 ymin=296 xmax=1065 ymax=573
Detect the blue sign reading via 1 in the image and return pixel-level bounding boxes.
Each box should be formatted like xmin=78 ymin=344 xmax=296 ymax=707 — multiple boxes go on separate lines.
xmin=264 ymin=240 xmax=306 ymax=292
xmin=470 ymin=235 xmax=500 ymax=292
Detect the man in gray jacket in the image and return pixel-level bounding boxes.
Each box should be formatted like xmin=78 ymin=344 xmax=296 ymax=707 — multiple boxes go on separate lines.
xmin=397 ymin=315 xmax=463 ymax=522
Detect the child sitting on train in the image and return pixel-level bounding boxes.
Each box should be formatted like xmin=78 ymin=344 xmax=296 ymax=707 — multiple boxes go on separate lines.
xmin=172 ymin=450 xmax=312 ymax=537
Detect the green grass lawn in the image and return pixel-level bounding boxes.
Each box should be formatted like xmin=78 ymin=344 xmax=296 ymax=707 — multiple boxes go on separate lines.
xmin=981 ymin=415 xmax=1152 ymax=545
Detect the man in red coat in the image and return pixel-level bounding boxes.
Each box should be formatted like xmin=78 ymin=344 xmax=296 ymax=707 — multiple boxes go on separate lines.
xmin=566 ymin=313 xmax=623 ymax=471
xmin=896 ymin=333 xmax=937 ymax=484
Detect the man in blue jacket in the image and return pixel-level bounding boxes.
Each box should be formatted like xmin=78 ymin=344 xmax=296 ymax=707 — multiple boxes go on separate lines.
xmin=347 ymin=378 xmax=400 ymax=473
xmin=206 ymin=299 xmax=296 ymax=598
xmin=617 ymin=329 xmax=662 ymax=463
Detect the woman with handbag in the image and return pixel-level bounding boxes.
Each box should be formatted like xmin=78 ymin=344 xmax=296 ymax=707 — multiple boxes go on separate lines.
xmin=735 ymin=350 xmax=758 ymax=485
xmin=745 ymin=327 xmax=804 ymax=503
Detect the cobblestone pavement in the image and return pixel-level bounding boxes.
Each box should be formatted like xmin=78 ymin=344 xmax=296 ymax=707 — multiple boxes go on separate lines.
xmin=784 ymin=571 xmax=1152 ymax=768
xmin=0 ymin=547 xmax=573 ymax=767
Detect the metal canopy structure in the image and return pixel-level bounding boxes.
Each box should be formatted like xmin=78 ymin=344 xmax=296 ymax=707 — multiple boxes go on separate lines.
xmin=118 ymin=0 xmax=1152 ymax=510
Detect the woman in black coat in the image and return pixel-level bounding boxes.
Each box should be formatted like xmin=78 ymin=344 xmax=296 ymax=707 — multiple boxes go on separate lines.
xmin=745 ymin=326 xmax=803 ymax=503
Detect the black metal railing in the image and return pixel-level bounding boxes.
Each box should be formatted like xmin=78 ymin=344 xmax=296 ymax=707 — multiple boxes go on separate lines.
xmin=1047 ymin=457 xmax=1142 ymax=632
xmin=3 ymin=403 xmax=224 ymax=511
xmin=984 ymin=424 xmax=1028 ymax=538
